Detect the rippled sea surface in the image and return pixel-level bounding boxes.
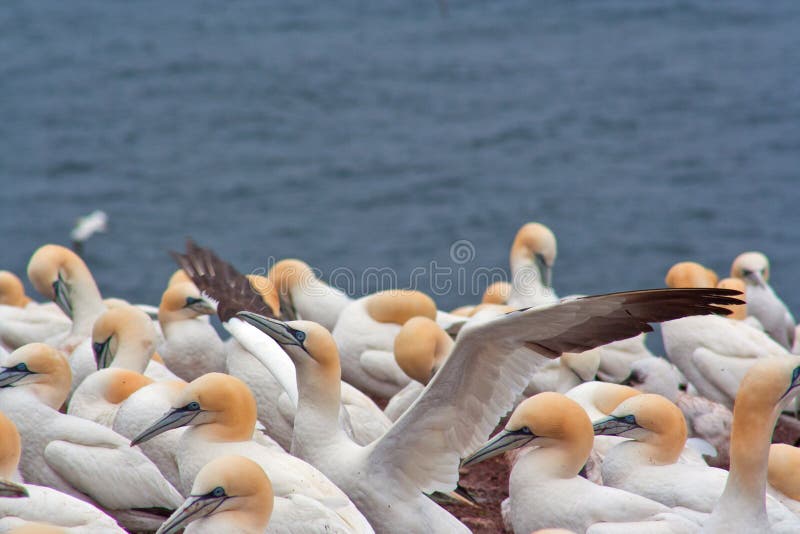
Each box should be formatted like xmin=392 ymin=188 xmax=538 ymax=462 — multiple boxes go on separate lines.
xmin=2 ymin=1 xmax=798 ymax=327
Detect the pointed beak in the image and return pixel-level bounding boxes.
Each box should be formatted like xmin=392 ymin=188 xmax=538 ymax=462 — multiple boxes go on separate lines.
xmin=0 ymin=479 xmax=28 ymax=498
xmin=461 ymin=428 xmax=535 ymax=468
xmin=186 ymin=297 xmax=217 ymax=315
xmin=236 ymin=311 xmax=297 ymax=346
xmin=53 ymin=277 xmax=72 ymax=318
xmin=534 ymin=253 xmax=552 ymax=288
xmin=130 ymin=407 xmax=204 ymax=446
xmin=93 ymin=339 xmax=112 ymax=369
xmin=592 ymin=416 xmax=638 ymax=437
xmin=0 ymin=367 xmax=34 ymax=388
xmin=157 ymin=494 xmax=228 ymax=534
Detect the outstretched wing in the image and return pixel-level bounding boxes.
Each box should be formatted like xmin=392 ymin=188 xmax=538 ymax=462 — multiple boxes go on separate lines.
xmin=171 ymin=239 xmax=281 ymax=321
xmin=365 ymin=288 xmax=742 ymax=498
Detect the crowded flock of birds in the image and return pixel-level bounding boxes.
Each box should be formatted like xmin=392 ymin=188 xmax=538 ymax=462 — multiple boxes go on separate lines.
xmin=0 ymin=222 xmax=799 ymax=533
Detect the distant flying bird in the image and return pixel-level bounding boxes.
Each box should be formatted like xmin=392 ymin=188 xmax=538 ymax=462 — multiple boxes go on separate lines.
xmin=71 ymin=210 xmax=108 ymax=254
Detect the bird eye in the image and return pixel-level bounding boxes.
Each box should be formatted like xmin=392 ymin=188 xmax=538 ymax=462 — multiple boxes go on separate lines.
xmin=792 ymin=367 xmax=800 ymax=384
xmin=742 ymin=269 xmax=753 ymax=277
xmin=211 ymin=486 xmax=225 ymax=498
xmin=186 ymin=401 xmax=200 ymax=411
xmin=14 ymin=363 xmax=27 ymax=372
xmin=295 ymin=331 xmax=306 ymax=342
xmin=623 ymin=415 xmax=636 ymax=424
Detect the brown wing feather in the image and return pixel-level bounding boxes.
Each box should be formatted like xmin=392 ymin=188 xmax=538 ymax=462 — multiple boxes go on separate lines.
xmin=170 ymin=239 xmax=279 ymax=322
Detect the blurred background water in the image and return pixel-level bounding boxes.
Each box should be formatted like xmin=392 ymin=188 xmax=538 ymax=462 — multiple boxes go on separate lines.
xmin=1 ymin=1 xmax=798 ymax=334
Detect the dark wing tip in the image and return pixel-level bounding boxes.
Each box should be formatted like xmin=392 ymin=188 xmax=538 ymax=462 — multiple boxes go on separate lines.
xmin=168 ymin=239 xmax=276 ymax=322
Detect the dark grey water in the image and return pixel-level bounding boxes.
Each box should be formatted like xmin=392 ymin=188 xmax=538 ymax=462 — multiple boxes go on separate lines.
xmin=2 ymin=1 xmax=799 ymax=317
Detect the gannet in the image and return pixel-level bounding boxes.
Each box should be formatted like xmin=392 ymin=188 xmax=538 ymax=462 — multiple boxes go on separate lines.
xmin=170 ymin=242 xmax=390 ymax=448
xmin=662 ymin=261 xmax=789 ymax=407
xmin=86 ymin=305 xmax=178 ymax=381
xmin=27 ymin=245 xmax=108 ymax=394
xmin=239 ymin=285 xmax=739 ymax=533
xmin=625 ymin=357 xmax=732 ymax=468
xmin=157 ymin=455 xmax=273 ymax=534
xmin=332 ymin=289 xmax=439 ymax=398
xmin=482 ymin=280 xmax=512 ymax=305
xmin=157 ymin=282 xmax=224 ymax=381
xmin=0 ymin=271 xmax=69 ymax=351
xmin=767 ymin=444 xmax=800 ymax=516
xmin=384 ymin=316 xmax=453 ymax=421
xmin=0 ymin=410 xmax=125 ymax=532
xmin=69 ymin=210 xmax=107 ymax=254
xmin=507 ymin=222 xmax=558 ymax=308
xmin=731 ymin=252 xmax=796 ymax=350
xmin=594 ymin=388 xmax=800 ymax=530
xmin=131 ymin=373 xmax=374 ymax=533
xmin=268 ymin=259 xmax=351 ymax=330
xmin=0 ymin=343 xmax=183 ymax=532
xmin=461 ymin=392 xmax=692 ymax=533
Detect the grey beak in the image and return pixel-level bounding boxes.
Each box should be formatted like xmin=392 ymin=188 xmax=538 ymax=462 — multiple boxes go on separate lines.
xmin=237 ymin=311 xmax=298 ymax=347
xmin=130 ymin=407 xmax=204 ymax=446
xmin=0 ymin=367 xmax=34 ymax=388
xmin=157 ymin=493 xmax=228 ymax=534
xmin=535 ymin=253 xmax=552 ymax=288
xmin=0 ymin=479 xmax=28 ymax=498
xmin=93 ymin=338 xmax=112 ymax=369
xmin=53 ymin=276 xmax=72 ymax=319
xmin=593 ymin=415 xmax=639 ymax=436
xmin=461 ymin=428 xmax=535 ymax=468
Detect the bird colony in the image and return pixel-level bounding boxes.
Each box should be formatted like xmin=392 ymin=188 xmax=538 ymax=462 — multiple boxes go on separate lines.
xmin=0 ymin=222 xmax=798 ymax=533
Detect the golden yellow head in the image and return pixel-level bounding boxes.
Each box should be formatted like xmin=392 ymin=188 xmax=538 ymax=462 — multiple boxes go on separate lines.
xmin=0 ymin=411 xmax=21 ymax=480
xmin=365 ymin=289 xmax=437 ymax=325
xmin=268 ymin=259 xmax=316 ymax=293
xmin=768 ymin=444 xmax=800 ymax=500
xmin=664 ymin=261 xmax=719 ymax=288
xmin=0 ymin=271 xmax=30 ymax=308
xmin=394 ymin=316 xmax=452 ymax=385
xmin=610 ymin=394 xmax=687 ymax=444
xmin=2 ymin=343 xmax=72 ymax=410
xmin=246 ymin=275 xmax=280 ymax=315
xmin=168 ymin=269 xmax=193 ymax=287
xmin=716 ymin=278 xmax=747 ymax=320
xmin=26 ymin=244 xmax=88 ymax=301
xmin=510 ymin=223 xmax=557 ymax=267
xmin=481 ymin=281 xmax=512 ymax=305
xmin=507 ymin=392 xmax=592 ymax=447
xmin=159 ymin=282 xmax=215 ymax=322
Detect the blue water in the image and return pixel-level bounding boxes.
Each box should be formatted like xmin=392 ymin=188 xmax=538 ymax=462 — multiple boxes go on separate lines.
xmin=2 ymin=1 xmax=799 ymax=319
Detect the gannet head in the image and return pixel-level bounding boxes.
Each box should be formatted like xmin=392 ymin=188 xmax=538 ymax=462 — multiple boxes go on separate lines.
xmin=246 ymin=275 xmax=280 ymax=316
xmin=92 ymin=369 xmax=154 ymax=405
xmin=158 ymin=282 xmax=217 ymax=325
xmin=0 ymin=343 xmax=71 ymax=410
xmin=731 ymin=251 xmax=770 ymax=287
xmin=768 ymin=444 xmax=800 ymax=500
xmin=0 ymin=411 xmax=27 ymax=498
xmin=168 ymin=269 xmax=192 ymax=287
xmin=481 ymin=281 xmax=512 ymax=305
xmin=234 ymin=313 xmax=341 ymax=375
xmin=623 ymin=357 xmax=681 ymax=402
xmin=27 ymin=244 xmax=97 ymax=318
xmin=268 ymin=259 xmax=317 ymax=295
xmin=92 ymin=305 xmax=157 ymax=371
xmin=157 ymin=455 xmax=273 ymax=534
xmin=561 ymin=349 xmax=600 ymax=382
xmin=665 ymin=261 xmax=719 ymax=288
xmin=364 ymin=290 xmax=438 ymax=325
xmin=737 ymin=357 xmax=800 ymax=414
xmin=509 ymin=222 xmax=557 ymax=286
xmin=593 ymin=394 xmax=687 ymax=463
xmin=0 ymin=271 xmax=30 ymax=308
xmin=462 ymin=392 xmax=592 ymax=468
xmin=131 ymin=373 xmax=256 ymax=445
xmin=716 ymin=278 xmax=748 ymax=320
xmin=394 ymin=317 xmax=453 ymax=385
